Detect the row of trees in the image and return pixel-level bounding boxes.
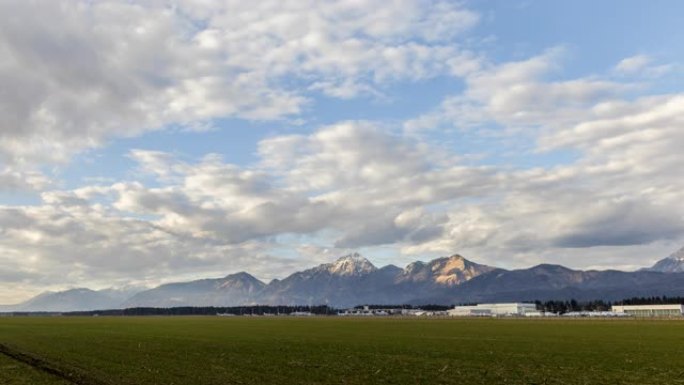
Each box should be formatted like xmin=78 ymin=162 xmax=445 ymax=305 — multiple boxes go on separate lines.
xmin=616 ymin=296 xmax=684 ymax=305
xmin=533 ymin=296 xmax=684 ymax=314
xmin=66 ymin=305 xmax=336 ymax=317
xmin=533 ymin=300 xmax=611 ymax=314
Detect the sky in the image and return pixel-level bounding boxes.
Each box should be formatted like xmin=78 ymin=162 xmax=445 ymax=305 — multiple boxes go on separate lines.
xmin=1 ymin=0 xmax=683 ymax=303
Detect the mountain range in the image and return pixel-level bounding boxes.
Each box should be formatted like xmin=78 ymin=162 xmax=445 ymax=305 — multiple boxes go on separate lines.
xmin=3 ymin=248 xmax=684 ymax=312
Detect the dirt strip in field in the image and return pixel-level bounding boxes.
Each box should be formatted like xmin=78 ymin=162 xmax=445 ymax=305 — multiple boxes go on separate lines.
xmin=0 ymin=343 xmax=110 ymax=385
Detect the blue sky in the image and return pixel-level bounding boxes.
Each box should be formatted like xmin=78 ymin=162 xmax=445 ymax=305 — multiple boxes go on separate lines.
xmin=0 ymin=0 xmax=683 ymax=302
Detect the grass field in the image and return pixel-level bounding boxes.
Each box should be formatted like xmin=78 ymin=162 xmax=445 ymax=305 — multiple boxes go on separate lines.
xmin=0 ymin=351 xmax=72 ymax=385
xmin=1 ymin=317 xmax=683 ymax=385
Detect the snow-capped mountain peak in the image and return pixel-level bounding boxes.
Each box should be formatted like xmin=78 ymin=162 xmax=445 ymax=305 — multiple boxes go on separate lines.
xmin=325 ymin=253 xmax=377 ymax=276
xmin=645 ymin=246 xmax=684 ymax=273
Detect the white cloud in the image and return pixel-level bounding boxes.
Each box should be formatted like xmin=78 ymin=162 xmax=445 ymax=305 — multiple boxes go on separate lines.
xmin=0 ymin=0 xmax=479 ymax=165
xmin=259 ymin=121 xmax=436 ymax=190
xmin=615 ymin=55 xmax=651 ymax=74
xmin=614 ymin=54 xmax=675 ymax=78
xmin=0 ymin=167 xmax=50 ymax=191
xmin=406 ymin=49 xmax=627 ymax=133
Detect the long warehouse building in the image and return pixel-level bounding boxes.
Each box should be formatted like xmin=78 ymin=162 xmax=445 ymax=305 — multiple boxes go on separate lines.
xmin=448 ymin=303 xmax=537 ymax=317
xmin=611 ymin=304 xmax=683 ymax=317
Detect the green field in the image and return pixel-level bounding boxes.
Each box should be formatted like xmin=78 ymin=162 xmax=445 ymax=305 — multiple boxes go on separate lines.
xmin=1 ymin=317 xmax=683 ymax=385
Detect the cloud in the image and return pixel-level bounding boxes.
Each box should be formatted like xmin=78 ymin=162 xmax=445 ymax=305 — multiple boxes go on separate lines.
xmin=0 ymin=167 xmax=50 ymax=191
xmin=539 ymin=94 xmax=684 ymax=156
xmin=615 ymin=55 xmax=651 ymax=74
xmin=614 ymin=55 xmax=675 ymax=78
xmin=552 ymin=199 xmax=684 ymax=248
xmin=406 ymin=49 xmax=627 ymax=133
xmin=0 ymin=0 xmax=479 ymax=165
xmin=259 ymin=121 xmax=437 ymax=190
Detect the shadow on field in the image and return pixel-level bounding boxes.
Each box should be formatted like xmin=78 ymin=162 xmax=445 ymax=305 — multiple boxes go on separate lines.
xmin=0 ymin=343 xmax=110 ymax=385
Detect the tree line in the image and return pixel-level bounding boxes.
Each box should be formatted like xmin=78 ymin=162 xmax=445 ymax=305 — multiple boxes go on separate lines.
xmin=65 ymin=305 xmax=336 ymax=317
xmin=533 ymin=296 xmax=684 ymax=314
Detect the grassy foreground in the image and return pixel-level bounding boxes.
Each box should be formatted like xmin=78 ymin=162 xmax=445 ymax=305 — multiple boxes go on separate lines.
xmin=0 ymin=317 xmax=683 ymax=385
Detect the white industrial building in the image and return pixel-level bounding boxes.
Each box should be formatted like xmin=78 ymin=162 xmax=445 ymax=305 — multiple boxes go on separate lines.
xmin=448 ymin=303 xmax=537 ymax=317
xmin=611 ymin=304 xmax=683 ymax=317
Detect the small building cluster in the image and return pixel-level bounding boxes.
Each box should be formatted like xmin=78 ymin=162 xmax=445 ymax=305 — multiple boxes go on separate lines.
xmin=337 ymin=306 xmax=396 ymax=316
xmin=560 ymin=311 xmax=628 ymax=318
xmin=337 ymin=306 xmax=448 ymax=317
xmin=290 ymin=311 xmax=314 ymax=316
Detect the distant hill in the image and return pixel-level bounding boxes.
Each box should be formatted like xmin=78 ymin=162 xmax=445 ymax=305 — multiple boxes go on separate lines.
xmin=3 ymin=288 xmax=134 ymax=312
xmin=4 ymin=248 xmax=684 ymax=311
xmin=123 ymin=272 xmax=265 ymax=308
